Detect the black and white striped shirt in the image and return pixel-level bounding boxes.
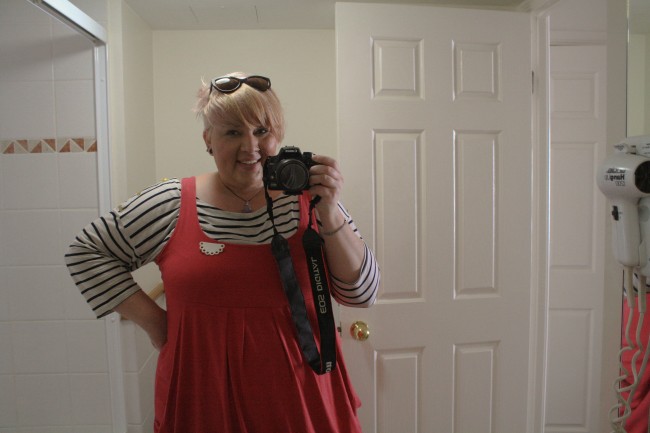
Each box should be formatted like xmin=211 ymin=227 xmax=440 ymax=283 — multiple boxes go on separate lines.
xmin=65 ymin=179 xmax=379 ymax=318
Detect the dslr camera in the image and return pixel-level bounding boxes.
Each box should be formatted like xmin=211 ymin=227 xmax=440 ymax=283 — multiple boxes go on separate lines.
xmin=264 ymin=146 xmax=317 ymax=195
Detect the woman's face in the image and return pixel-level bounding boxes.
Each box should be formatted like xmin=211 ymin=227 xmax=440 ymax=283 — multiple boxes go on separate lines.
xmin=203 ymin=116 xmax=279 ymax=190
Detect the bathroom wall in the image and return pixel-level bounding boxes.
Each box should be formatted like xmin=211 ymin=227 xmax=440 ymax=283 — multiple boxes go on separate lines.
xmin=629 ymin=32 xmax=649 ymax=136
xmin=108 ymin=0 xmax=157 ymax=203
xmin=110 ymin=2 xmax=161 ymax=431
xmin=152 ymin=29 xmax=337 ymax=180
xmin=0 ymin=0 xmax=111 ymax=431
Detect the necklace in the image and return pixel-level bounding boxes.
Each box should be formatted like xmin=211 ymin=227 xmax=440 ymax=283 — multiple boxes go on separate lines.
xmin=219 ymin=177 xmax=264 ymax=213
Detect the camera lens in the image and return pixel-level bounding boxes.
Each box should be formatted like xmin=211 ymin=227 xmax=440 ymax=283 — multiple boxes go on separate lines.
xmin=277 ymin=160 xmax=309 ymax=192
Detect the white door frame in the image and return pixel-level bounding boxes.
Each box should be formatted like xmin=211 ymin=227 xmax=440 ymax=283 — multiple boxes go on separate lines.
xmin=25 ymin=1 xmax=125 ymax=432
xmin=530 ymin=9 xmax=552 ymax=433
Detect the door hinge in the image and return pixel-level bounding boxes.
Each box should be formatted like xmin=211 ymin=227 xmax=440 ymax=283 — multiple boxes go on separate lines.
xmin=532 ymin=70 xmax=535 ymax=94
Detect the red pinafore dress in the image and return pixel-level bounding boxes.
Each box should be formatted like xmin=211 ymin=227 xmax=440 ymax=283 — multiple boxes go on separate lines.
xmin=154 ymin=177 xmax=362 ymax=433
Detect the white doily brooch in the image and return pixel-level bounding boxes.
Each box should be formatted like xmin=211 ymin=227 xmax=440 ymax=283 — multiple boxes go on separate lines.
xmin=199 ymin=242 xmax=225 ymax=256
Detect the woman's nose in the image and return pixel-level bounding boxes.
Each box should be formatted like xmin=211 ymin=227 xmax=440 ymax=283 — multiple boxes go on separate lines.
xmin=241 ymin=131 xmax=259 ymax=152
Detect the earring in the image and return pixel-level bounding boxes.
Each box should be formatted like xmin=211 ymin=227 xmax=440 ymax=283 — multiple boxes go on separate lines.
xmin=206 ymin=148 xmax=213 ymax=155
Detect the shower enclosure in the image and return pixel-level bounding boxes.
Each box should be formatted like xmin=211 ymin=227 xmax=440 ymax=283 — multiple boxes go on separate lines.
xmin=0 ymin=0 xmax=123 ymax=431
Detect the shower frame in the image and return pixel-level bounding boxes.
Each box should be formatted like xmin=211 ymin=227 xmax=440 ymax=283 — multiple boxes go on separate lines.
xmin=26 ymin=0 xmax=126 ymax=431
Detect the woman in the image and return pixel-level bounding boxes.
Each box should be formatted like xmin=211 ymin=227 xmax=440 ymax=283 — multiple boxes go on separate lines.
xmin=65 ymin=73 xmax=379 ymax=432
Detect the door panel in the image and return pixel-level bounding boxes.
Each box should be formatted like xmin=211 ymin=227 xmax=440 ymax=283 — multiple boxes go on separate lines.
xmin=545 ymin=44 xmax=607 ymax=433
xmin=336 ymin=4 xmax=533 ymax=432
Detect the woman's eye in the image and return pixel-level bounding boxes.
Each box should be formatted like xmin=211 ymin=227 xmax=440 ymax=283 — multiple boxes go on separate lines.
xmin=255 ymin=127 xmax=269 ymax=136
xmin=226 ymin=130 xmax=241 ymax=136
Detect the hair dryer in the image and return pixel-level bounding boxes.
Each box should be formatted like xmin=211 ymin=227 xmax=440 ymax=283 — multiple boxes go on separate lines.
xmin=597 ymin=152 xmax=650 ymax=267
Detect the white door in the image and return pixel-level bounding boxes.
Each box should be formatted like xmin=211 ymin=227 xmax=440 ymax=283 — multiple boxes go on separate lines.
xmin=336 ymin=4 xmax=534 ymax=432
xmin=545 ymin=44 xmax=607 ymax=432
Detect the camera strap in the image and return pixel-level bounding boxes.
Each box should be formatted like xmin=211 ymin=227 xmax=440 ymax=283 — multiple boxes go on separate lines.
xmin=264 ymin=188 xmax=336 ymax=375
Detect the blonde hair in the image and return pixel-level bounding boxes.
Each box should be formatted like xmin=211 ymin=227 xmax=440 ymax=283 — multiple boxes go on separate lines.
xmin=194 ymin=72 xmax=285 ymax=142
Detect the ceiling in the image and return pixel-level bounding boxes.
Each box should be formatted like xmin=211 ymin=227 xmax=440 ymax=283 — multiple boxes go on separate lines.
xmin=123 ymin=0 xmax=537 ymax=30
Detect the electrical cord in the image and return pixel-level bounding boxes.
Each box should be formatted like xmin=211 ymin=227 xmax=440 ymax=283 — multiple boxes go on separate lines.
xmin=611 ymin=267 xmax=638 ymax=432
xmin=611 ymin=269 xmax=650 ymax=433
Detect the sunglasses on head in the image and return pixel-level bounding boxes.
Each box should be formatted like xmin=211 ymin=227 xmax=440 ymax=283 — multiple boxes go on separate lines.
xmin=209 ymin=75 xmax=272 ymax=94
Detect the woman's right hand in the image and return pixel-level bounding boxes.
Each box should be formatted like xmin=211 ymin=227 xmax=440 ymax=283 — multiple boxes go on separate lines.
xmin=146 ymin=310 xmax=168 ymax=350
xmin=115 ymin=289 xmax=168 ymax=350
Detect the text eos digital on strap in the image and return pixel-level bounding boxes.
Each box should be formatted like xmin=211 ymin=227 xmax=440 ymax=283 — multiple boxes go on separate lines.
xmin=265 ymin=188 xmax=336 ymax=375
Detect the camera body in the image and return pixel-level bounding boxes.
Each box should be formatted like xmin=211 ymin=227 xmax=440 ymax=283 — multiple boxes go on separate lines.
xmin=264 ymin=146 xmax=317 ymax=195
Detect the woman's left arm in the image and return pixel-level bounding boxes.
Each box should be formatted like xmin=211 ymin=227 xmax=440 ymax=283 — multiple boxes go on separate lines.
xmin=309 ymin=155 xmax=379 ymax=307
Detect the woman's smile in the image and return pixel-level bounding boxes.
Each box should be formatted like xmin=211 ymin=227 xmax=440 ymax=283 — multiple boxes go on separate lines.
xmin=239 ymin=158 xmax=261 ymax=167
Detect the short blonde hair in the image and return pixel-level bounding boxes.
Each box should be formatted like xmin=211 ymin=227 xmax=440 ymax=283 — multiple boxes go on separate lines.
xmin=194 ymin=72 xmax=285 ymax=142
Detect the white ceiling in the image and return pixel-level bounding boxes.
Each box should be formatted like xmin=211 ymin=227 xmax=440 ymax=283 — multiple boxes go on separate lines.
xmin=123 ymin=0 xmax=536 ymax=30
xmin=124 ymin=0 xmax=650 ymax=33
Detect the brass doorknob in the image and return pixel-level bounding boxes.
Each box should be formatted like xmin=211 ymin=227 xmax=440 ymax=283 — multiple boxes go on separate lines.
xmin=350 ymin=321 xmax=370 ymax=341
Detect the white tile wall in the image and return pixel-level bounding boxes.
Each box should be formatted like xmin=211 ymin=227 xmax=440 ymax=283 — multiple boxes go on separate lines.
xmin=12 ymin=321 xmax=69 ymax=374
xmin=65 ymin=320 xmax=108 ymax=373
xmin=0 ymin=210 xmax=62 ymax=266
xmin=15 ymin=374 xmax=72 ymax=426
xmin=5 ymin=266 xmax=67 ymax=320
xmin=68 ymin=427 xmax=113 ymax=433
xmin=0 ymin=1 xmax=115 ymax=431
xmin=52 ymin=21 xmax=94 ymax=81
xmin=54 ymin=80 xmax=96 ymax=138
xmin=0 ymin=0 xmax=162 ymax=429
xmin=0 ymin=81 xmax=56 ymax=140
xmin=0 ymin=21 xmax=53 ymax=82
xmin=0 ymin=0 xmax=51 ymax=24
xmin=0 ymin=374 xmax=17 ymax=427
xmin=0 ymin=271 xmax=9 ymax=322
xmin=69 ymin=373 xmax=112 ymax=424
xmin=2 ymin=427 xmax=112 ymax=433
xmin=0 ymin=324 xmax=14 ymax=374
xmin=0 ymin=154 xmax=60 ymax=210
xmin=58 ymin=153 xmax=98 ymax=208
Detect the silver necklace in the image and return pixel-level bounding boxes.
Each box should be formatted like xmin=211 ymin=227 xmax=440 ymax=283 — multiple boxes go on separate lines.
xmin=220 ymin=179 xmax=264 ymax=213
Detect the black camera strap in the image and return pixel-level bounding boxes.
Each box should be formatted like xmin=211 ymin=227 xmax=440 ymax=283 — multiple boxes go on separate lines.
xmin=302 ymin=198 xmax=337 ymax=373
xmin=264 ymin=188 xmax=336 ymax=375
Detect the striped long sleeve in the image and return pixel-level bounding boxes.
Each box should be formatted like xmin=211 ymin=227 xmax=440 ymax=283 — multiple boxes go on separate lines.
xmin=65 ymin=180 xmax=181 ymax=317
xmin=65 ymin=179 xmax=379 ymax=318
